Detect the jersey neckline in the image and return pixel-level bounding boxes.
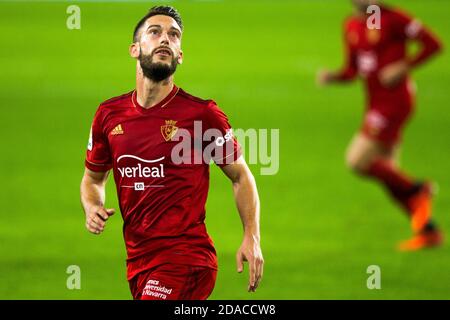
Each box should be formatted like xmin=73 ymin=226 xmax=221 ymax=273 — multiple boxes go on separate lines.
xmin=131 ymin=84 xmax=179 ymax=114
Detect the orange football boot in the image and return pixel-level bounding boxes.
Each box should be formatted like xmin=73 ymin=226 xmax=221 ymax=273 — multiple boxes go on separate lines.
xmin=409 ymin=183 xmax=434 ymax=233
xmin=398 ymin=228 xmax=443 ymax=251
xmin=398 ymin=183 xmax=444 ymax=251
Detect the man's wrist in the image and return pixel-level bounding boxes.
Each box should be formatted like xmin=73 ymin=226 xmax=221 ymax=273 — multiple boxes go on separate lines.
xmin=328 ymin=72 xmax=339 ymax=82
xmin=85 ymin=202 xmax=103 ymax=215
xmin=243 ymin=230 xmax=261 ymax=243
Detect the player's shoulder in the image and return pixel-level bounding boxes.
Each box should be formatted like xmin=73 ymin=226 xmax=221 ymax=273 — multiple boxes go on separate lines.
xmin=178 ymin=88 xmax=218 ymax=113
xmin=382 ymin=5 xmax=413 ymax=23
xmin=343 ymin=15 xmax=361 ymax=31
xmin=93 ymin=90 xmax=134 ymax=121
xmin=177 ymin=88 xmax=226 ymax=120
xmin=177 ymin=87 xmax=216 ymax=107
xmin=99 ymin=90 xmax=134 ymax=109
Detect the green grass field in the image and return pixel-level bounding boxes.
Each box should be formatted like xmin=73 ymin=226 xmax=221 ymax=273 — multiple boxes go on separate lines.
xmin=0 ymin=0 xmax=449 ymax=299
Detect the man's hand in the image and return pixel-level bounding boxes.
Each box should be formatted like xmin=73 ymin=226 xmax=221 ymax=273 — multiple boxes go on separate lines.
xmin=85 ymin=205 xmax=115 ymax=235
xmin=236 ymin=234 xmax=264 ymax=292
xmin=316 ymin=69 xmax=335 ymax=86
xmin=379 ymin=60 xmax=409 ymax=88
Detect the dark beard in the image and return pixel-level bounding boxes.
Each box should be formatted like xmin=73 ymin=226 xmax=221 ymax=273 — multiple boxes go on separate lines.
xmin=139 ymin=50 xmax=178 ymax=82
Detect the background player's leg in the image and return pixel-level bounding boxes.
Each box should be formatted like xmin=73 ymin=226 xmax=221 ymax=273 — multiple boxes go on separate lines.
xmin=345 ymin=133 xmax=442 ymax=250
xmin=346 ymin=133 xmax=418 ymax=215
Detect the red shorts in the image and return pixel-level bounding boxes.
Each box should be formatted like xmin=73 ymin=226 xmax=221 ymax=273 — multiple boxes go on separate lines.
xmin=361 ymin=106 xmax=413 ymax=147
xmin=128 ymin=263 xmax=217 ymax=300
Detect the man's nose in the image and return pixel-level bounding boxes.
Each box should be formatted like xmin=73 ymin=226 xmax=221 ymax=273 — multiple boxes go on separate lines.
xmin=160 ymin=32 xmax=170 ymax=45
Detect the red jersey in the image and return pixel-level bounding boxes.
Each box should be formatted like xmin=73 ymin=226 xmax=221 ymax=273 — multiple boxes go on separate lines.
xmin=337 ymin=6 xmax=442 ymax=111
xmin=85 ymin=85 xmax=241 ymax=280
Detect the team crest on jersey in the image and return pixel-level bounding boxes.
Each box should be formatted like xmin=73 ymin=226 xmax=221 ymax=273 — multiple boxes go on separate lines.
xmin=161 ymin=120 xmax=178 ymax=141
xmin=366 ymin=29 xmax=381 ymax=45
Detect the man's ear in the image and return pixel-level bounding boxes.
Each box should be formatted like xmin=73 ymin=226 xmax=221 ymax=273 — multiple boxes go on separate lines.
xmin=177 ymin=50 xmax=183 ymax=65
xmin=129 ymin=42 xmax=140 ymax=59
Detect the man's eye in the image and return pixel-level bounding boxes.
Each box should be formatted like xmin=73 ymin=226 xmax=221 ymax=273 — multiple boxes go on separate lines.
xmin=149 ymin=29 xmax=159 ymax=35
xmin=170 ymin=32 xmax=179 ymax=38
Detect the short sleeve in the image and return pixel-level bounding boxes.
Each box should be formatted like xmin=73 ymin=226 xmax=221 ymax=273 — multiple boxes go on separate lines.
xmin=202 ymin=101 xmax=241 ymax=167
xmin=85 ymin=107 xmax=112 ymax=172
xmin=392 ymin=10 xmax=423 ymax=40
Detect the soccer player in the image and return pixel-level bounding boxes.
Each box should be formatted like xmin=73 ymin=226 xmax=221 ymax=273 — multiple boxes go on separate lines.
xmin=80 ymin=6 xmax=263 ymax=299
xmin=317 ymin=0 xmax=443 ymax=250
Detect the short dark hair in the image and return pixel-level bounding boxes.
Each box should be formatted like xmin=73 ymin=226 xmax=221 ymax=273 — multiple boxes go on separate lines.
xmin=133 ymin=6 xmax=183 ymax=42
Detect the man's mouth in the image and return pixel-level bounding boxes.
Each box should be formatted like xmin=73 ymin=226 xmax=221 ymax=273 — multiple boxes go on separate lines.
xmin=154 ymin=48 xmax=172 ymax=57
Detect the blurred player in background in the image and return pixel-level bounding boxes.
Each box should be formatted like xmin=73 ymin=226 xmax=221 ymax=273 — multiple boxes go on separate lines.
xmin=317 ymin=0 xmax=443 ymax=250
xmin=80 ymin=6 xmax=263 ymax=299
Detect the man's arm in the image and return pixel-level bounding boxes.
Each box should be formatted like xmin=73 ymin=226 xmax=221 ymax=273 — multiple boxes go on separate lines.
xmin=407 ymin=19 xmax=443 ymax=68
xmin=379 ymin=16 xmax=443 ymax=88
xmin=317 ymin=26 xmax=358 ymax=86
xmin=220 ymin=156 xmax=264 ymax=292
xmin=80 ymin=168 xmax=115 ymax=235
